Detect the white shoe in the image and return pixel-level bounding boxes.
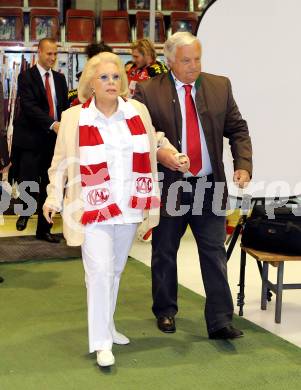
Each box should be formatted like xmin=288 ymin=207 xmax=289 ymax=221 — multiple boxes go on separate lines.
xmin=97 ymin=350 xmax=115 ymax=367
xmin=113 ymin=330 xmax=130 ymax=345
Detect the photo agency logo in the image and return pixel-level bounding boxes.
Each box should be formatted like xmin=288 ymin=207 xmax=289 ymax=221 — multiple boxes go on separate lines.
xmin=164 ymin=179 xmax=301 ymax=218
xmin=0 ymin=181 xmax=39 ymax=225
xmin=1 ymin=172 xmax=300 ymax=226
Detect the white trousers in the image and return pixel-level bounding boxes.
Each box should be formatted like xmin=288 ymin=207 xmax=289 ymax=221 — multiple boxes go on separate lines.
xmin=81 ymin=223 xmax=137 ymax=353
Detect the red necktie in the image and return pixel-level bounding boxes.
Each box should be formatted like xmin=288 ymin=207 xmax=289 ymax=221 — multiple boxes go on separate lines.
xmin=184 ymin=84 xmax=202 ymax=176
xmin=45 ymin=72 xmax=54 ymax=119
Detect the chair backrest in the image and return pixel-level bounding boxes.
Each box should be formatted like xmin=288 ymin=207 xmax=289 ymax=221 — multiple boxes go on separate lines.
xmin=129 ymin=1 xmax=157 ymax=10
xmin=0 ymin=8 xmax=24 ymax=44
xmin=162 ymin=0 xmax=189 ymax=11
xmin=193 ymin=0 xmax=205 ymax=11
xmin=100 ymin=11 xmax=131 ymax=43
xmin=0 ymin=0 xmax=23 ymax=5
xmin=30 ymin=8 xmax=60 ymax=42
xmin=28 ymin=0 xmax=58 ymax=5
xmin=170 ymin=12 xmax=199 ymax=34
xmin=66 ymin=9 xmax=95 ymax=43
xmin=136 ymin=11 xmax=165 ymax=43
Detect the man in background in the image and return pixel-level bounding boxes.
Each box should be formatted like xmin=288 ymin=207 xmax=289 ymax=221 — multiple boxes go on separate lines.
xmin=0 ymin=79 xmax=10 ymax=178
xmin=12 ymin=38 xmax=69 ymax=242
xmin=68 ymin=41 xmax=112 ymax=107
xmin=127 ymin=38 xmax=168 ymax=97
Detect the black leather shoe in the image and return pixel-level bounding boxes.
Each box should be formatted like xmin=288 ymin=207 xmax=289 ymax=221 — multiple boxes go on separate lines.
xmin=16 ymin=216 xmax=29 ymax=231
xmin=157 ymin=316 xmax=176 ymax=333
xmin=36 ymin=232 xmax=60 ymax=244
xmin=209 ymin=325 xmax=244 ymax=340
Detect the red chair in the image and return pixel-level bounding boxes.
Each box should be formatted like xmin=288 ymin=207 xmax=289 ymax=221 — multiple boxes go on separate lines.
xmin=129 ymin=1 xmax=157 ymax=10
xmin=66 ymin=9 xmax=95 ymax=43
xmin=0 ymin=8 xmax=24 ymax=45
xmin=100 ymin=11 xmax=131 ymax=43
xmin=170 ymin=12 xmax=199 ymax=34
xmin=162 ymin=0 xmax=189 ymax=11
xmin=30 ymin=8 xmax=60 ymax=41
xmin=0 ymin=1 xmax=23 ymax=5
xmin=135 ymin=11 xmax=165 ymax=43
xmin=28 ymin=1 xmax=58 ymax=6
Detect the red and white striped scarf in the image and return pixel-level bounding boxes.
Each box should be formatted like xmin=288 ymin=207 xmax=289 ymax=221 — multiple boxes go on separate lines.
xmin=79 ymin=97 xmax=160 ymax=225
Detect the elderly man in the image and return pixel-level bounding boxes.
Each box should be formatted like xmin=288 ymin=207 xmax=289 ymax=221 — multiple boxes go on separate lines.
xmin=134 ymin=32 xmax=252 ymax=339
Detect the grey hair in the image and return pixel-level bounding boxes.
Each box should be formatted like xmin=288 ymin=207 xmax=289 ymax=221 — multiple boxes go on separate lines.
xmin=78 ymin=52 xmax=129 ymax=102
xmin=164 ymin=32 xmax=201 ymax=64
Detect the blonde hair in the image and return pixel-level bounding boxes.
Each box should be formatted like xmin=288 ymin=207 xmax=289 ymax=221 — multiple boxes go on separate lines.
xmin=131 ymin=38 xmax=156 ymax=61
xmin=78 ymin=52 xmax=129 ymax=102
xmin=164 ymin=32 xmax=201 ymax=64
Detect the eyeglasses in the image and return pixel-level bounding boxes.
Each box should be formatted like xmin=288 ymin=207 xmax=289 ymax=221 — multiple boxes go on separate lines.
xmin=97 ymin=73 xmax=121 ymax=83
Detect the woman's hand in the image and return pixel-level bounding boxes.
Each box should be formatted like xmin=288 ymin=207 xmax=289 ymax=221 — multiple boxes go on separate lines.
xmin=43 ymin=204 xmax=57 ymax=224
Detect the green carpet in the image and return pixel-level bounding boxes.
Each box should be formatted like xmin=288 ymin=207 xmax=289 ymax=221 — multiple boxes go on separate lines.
xmin=0 ymin=258 xmax=300 ymax=390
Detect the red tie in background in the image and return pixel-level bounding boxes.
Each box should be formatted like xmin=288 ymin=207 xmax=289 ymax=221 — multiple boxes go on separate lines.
xmin=184 ymin=84 xmax=202 ymax=176
xmin=45 ymin=72 xmax=54 ymax=119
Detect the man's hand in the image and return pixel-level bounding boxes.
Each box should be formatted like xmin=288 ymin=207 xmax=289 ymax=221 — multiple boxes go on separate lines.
xmin=174 ymin=153 xmax=190 ymax=173
xmin=52 ymin=121 xmax=60 ymax=134
xmin=233 ymin=169 xmax=250 ymax=188
xmin=157 ymin=149 xmax=181 ymax=171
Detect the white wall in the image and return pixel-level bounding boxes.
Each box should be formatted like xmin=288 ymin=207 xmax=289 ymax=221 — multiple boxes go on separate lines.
xmin=198 ymin=0 xmax=301 ymax=198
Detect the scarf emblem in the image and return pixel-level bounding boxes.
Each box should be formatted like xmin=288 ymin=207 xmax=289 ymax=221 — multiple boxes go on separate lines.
xmin=87 ymin=188 xmax=110 ymax=206
xmin=136 ymin=177 xmax=152 ymax=194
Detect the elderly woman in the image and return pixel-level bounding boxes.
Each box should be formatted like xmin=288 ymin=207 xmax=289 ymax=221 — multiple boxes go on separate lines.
xmin=43 ymin=52 xmax=188 ymax=368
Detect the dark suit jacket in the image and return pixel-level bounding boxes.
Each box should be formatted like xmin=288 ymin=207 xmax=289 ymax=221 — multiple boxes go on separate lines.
xmin=134 ymin=71 xmax=252 ymax=214
xmin=0 ymin=80 xmax=9 ymax=170
xmin=0 ymin=79 xmax=4 ymax=133
xmin=0 ymin=134 xmax=9 ymax=170
xmin=13 ymin=65 xmax=69 ymax=150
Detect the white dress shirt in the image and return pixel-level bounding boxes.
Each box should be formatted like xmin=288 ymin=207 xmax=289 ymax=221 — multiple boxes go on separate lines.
xmin=86 ymin=96 xmax=144 ymax=225
xmin=172 ymin=72 xmax=213 ymax=177
xmin=37 ymin=62 xmax=58 ymax=122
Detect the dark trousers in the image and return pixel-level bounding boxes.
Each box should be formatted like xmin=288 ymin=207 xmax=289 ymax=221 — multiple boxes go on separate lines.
xmin=16 ymin=140 xmax=55 ymax=235
xmin=151 ymin=178 xmax=234 ymax=333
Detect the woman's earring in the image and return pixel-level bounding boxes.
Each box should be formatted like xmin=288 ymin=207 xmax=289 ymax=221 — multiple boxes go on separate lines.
xmin=91 ymin=87 xmax=95 ymax=95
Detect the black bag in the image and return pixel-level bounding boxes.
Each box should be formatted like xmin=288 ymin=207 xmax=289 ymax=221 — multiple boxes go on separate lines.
xmin=241 ymin=203 xmax=301 ymax=255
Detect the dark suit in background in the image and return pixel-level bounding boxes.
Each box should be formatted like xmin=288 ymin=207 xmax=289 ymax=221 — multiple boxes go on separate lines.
xmin=13 ymin=64 xmax=68 ymax=236
xmin=0 ymin=79 xmax=9 ymax=169
xmin=0 ymin=79 xmax=10 ymax=175
xmin=134 ymin=42 xmax=252 ymax=337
